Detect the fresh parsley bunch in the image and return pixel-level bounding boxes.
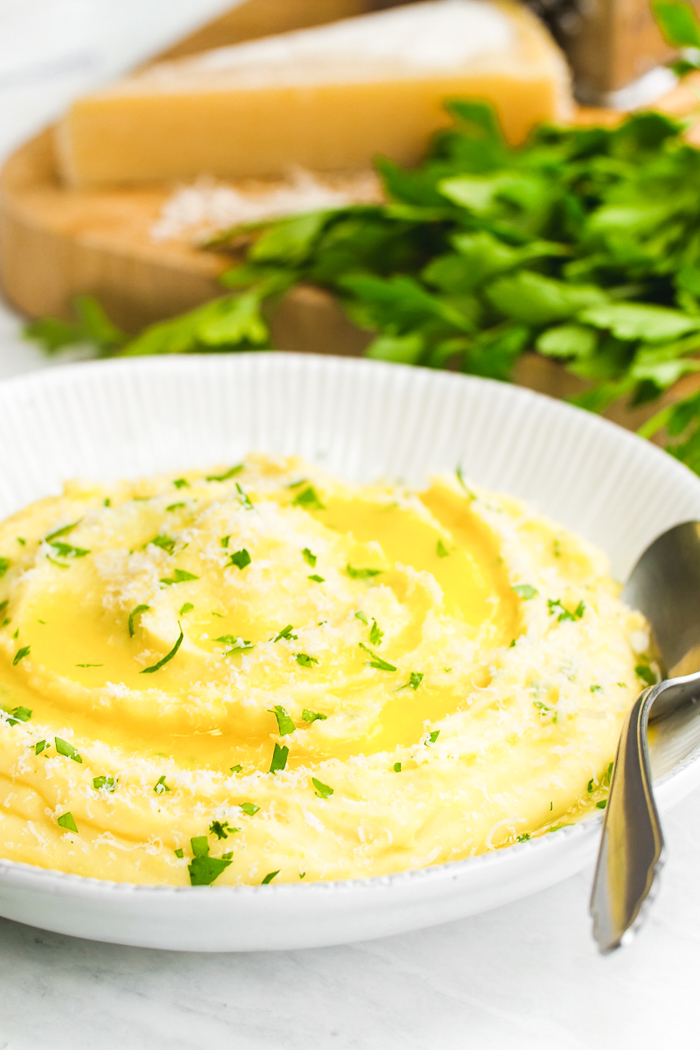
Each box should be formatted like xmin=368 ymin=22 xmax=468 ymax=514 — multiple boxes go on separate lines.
xmin=26 ymin=96 xmax=700 ymax=475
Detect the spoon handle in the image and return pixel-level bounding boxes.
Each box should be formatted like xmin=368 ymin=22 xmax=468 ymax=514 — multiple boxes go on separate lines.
xmin=590 ymin=686 xmax=665 ymax=954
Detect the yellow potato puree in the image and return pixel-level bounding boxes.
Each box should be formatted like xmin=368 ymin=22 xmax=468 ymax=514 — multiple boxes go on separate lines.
xmin=0 ymin=454 xmax=650 ymax=886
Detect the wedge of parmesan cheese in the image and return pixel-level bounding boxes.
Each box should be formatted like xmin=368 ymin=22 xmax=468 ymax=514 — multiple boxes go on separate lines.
xmin=56 ymin=0 xmax=571 ymax=189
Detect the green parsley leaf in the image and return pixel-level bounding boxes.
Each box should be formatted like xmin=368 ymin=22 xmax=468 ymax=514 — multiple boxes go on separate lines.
xmin=46 ymin=556 xmax=69 ymax=570
xmin=269 ymin=704 xmax=296 ymax=735
xmin=516 ymin=833 xmax=531 ymax=842
xmin=0 ymin=558 xmax=10 ymax=578
xmin=57 ymin=812 xmax=78 ymax=833
xmin=295 ymin=653 xmax=319 ymax=667
xmin=12 ymin=645 xmax=30 ymax=666
xmin=174 ymin=848 xmax=184 ymax=858
xmin=269 ymin=743 xmax=289 ymax=773
xmin=436 ymin=539 xmax=450 ymax=558
xmin=221 ymin=535 xmax=230 ymax=548
xmin=235 ymin=482 xmax=253 ymax=509
xmin=48 ymin=541 xmax=89 ymax=559
xmin=180 ymin=602 xmax=194 ymax=615
xmin=75 ymin=663 xmax=103 ymax=667
xmin=141 ymin=624 xmax=184 ymax=673
xmin=128 ymin=603 xmax=150 ymax=637
xmin=6 ymin=705 xmax=31 ymax=726
xmin=160 ymin=568 xmax=199 ymax=585
xmin=636 ymin=663 xmax=657 ymax=686
xmin=292 ymin=486 xmax=324 ymax=510
xmin=209 ymin=820 xmax=231 ymax=839
xmin=302 ymin=548 xmax=317 ymax=567
xmin=16 ymin=537 xmax=25 ymax=546
xmin=369 ymin=619 xmax=384 ymax=646
xmin=154 ymin=775 xmax=171 ymax=794
xmin=35 ymin=740 xmax=47 ymax=754
xmin=347 ymin=564 xmax=382 ymax=578
xmin=93 ymin=775 xmax=117 ymax=791
xmin=302 ymin=709 xmax=327 ymax=723
xmin=273 ymin=624 xmax=297 ymax=642
xmin=354 ymin=610 xmax=368 ymax=625
xmin=596 ymin=799 xmax=607 ymax=809
xmin=230 ymin=764 xmax=243 ymax=773
xmin=148 ymin=534 xmax=176 ymax=554
xmin=215 ymin=636 xmax=255 ymax=655
xmin=308 ymin=574 xmax=325 ymax=583
xmin=590 ymin=684 xmax=602 ymax=693
xmin=547 ymin=598 xmax=584 ymax=622
xmin=187 ymin=836 xmax=232 ymax=886
xmin=359 ymin=642 xmax=396 ymax=672
xmin=0 ymin=600 xmax=7 ymax=618
xmin=55 ymin=739 xmax=82 ymax=764
xmin=408 ymin=672 xmax=423 ymax=690
xmin=394 ymin=762 xmax=402 ymax=772
xmin=229 ymin=548 xmax=251 ymax=570
xmin=587 ymin=778 xmax=595 ymax=793
xmin=166 ymin=502 xmax=186 ymax=512
xmin=513 ymin=584 xmax=538 ymax=600
xmin=311 ymin=777 xmax=334 ymax=798
xmin=173 ymin=478 xmax=189 ymax=489
xmin=428 ymin=730 xmax=440 ymax=743
xmin=261 ymin=870 xmax=280 ymax=884
xmin=45 ymin=521 xmax=80 ymax=542
xmin=240 ymin=802 xmax=259 ymax=815
xmin=206 ymin=465 xmax=243 ymax=482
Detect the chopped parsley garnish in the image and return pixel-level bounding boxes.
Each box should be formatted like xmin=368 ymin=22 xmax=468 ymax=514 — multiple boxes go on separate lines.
xmin=93 ymin=775 xmax=117 ymax=792
xmin=369 ymin=619 xmax=384 ymax=646
xmin=240 ymin=802 xmax=259 ymax=815
xmin=12 ymin=628 xmax=18 ymax=639
xmin=55 ymin=737 xmax=82 ymax=762
xmin=35 ymin=740 xmax=47 ymax=754
xmin=0 ymin=558 xmax=9 ymax=578
xmin=547 ymin=598 xmax=585 ymax=622
xmin=302 ymin=709 xmax=327 ymax=723
xmin=148 ymin=534 xmax=176 ymax=554
xmin=235 ymin=482 xmax=253 ymax=509
xmin=141 ymin=624 xmax=184 ymax=674
xmin=16 ymin=537 xmax=25 ymax=546
xmin=269 ymin=705 xmax=296 ymax=735
xmin=230 ymin=764 xmax=242 ymax=773
xmin=394 ymin=762 xmax=402 ymax=772
xmin=12 ymin=645 xmax=30 ymax=666
xmin=128 ymin=603 xmax=150 ymax=637
xmin=0 ymin=600 xmax=7 ymax=617
xmin=48 ymin=540 xmax=90 ymax=558
xmin=261 ymin=870 xmax=279 ymax=884
xmin=154 ymin=775 xmax=171 ymax=794
xmin=308 ymin=574 xmax=325 ymax=583
xmin=187 ymin=836 xmax=232 ymax=886
xmin=221 ymin=535 xmax=230 ymax=548
xmin=76 ymin=663 xmax=103 ymax=668
xmin=209 ymin=820 xmax=232 ymax=839
xmin=292 ymin=486 xmax=324 ymax=510
xmin=590 ymin=684 xmax=602 ymax=693
xmin=436 ymin=539 xmax=450 ymax=558
xmin=166 ymin=502 xmax=186 ymax=512
xmin=45 ymin=520 xmax=80 ymax=542
xmin=269 ymin=743 xmax=289 ymax=773
xmin=311 ymin=777 xmax=333 ymax=799
xmin=46 ymin=556 xmax=69 ymax=570
xmin=354 ymin=610 xmax=368 ymax=625
xmin=636 ymin=663 xmax=657 ymax=686
xmin=408 ymin=672 xmax=423 ymax=690
xmin=347 ymin=564 xmax=382 ymax=579
xmin=174 ymin=848 xmax=184 ymax=858
xmin=229 ymin=548 xmax=251 ymax=570
xmin=57 ymin=812 xmax=78 ymax=833
xmin=295 ymin=653 xmax=319 ymax=667
xmin=173 ymin=478 xmax=189 ymax=489
xmin=215 ymin=636 xmax=254 ymax=655
xmin=180 ymin=602 xmax=194 ymax=615
xmin=359 ymin=642 xmax=396 ymax=672
xmin=596 ymin=800 xmax=607 ymax=809
xmin=6 ymin=705 xmax=31 ymax=726
xmin=517 ymin=833 xmax=531 ymax=842
xmin=160 ymin=568 xmax=199 ymax=585
xmin=602 ymin=761 xmax=614 ymax=787
xmin=428 ymin=730 xmax=440 ymax=744
xmin=299 ymin=871 xmax=306 ymax=880
xmin=513 ymin=584 xmax=538 ymax=600
xmin=455 ymin=469 xmax=476 ymax=500
xmin=587 ymin=778 xmax=594 ymax=793
xmin=206 ymin=464 xmax=243 ymax=482
xmin=273 ymin=624 xmax=297 ymax=642
xmin=302 ymin=548 xmax=317 ymax=567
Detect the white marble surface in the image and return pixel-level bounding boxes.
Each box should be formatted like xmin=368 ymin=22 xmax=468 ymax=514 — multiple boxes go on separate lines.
xmin=0 ymin=3 xmax=699 ymax=1047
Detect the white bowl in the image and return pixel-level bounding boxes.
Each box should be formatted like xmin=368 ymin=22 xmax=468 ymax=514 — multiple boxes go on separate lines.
xmin=1 ymin=352 xmax=700 ymax=953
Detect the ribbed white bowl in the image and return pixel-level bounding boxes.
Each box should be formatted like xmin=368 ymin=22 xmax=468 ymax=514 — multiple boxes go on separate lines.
xmin=1 ymin=352 xmax=699 ymax=952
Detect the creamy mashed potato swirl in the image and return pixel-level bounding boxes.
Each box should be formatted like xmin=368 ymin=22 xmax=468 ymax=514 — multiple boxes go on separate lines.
xmin=0 ymin=455 xmax=649 ymax=885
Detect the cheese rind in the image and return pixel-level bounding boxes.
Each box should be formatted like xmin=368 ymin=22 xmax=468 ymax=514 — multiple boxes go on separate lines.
xmin=56 ymin=0 xmax=571 ymax=188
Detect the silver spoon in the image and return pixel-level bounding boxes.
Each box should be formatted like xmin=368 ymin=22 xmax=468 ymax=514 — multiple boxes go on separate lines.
xmin=590 ymin=520 xmax=700 ymax=953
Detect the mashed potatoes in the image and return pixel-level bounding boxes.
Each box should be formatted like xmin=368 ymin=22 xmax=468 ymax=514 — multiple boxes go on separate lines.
xmin=0 ymin=454 xmax=650 ymax=885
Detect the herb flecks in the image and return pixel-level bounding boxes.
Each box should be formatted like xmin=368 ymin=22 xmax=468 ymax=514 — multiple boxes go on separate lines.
xmin=513 ymin=584 xmax=538 ymax=600
xmin=311 ymin=777 xmax=334 ymax=799
xmin=347 ymin=564 xmax=382 ymax=579
xmin=273 ymin=624 xmax=297 ymax=642
xmin=187 ymin=836 xmax=232 ymax=886
xmin=292 ymin=486 xmax=324 ymax=511
xmin=295 ymin=653 xmax=319 ymax=667
xmin=269 ymin=704 xmax=296 ymax=735
xmin=206 ymin=464 xmax=243 ymax=482
xmin=302 ymin=548 xmax=317 ymax=567
xmin=228 ymin=548 xmax=251 ymax=570
xmin=369 ymin=619 xmax=384 ymax=646
xmin=269 ymin=743 xmax=289 ymax=773
xmin=57 ymin=812 xmax=78 ymax=834
xmin=302 ymin=709 xmax=327 ymax=723
xmin=359 ymin=642 xmax=396 ymax=672
xmin=93 ymin=775 xmax=117 ymax=792
xmin=160 ymin=569 xmax=199 ymax=585
xmin=12 ymin=645 xmax=30 ymax=666
xmin=547 ymin=598 xmax=585 ymax=622
xmin=141 ymin=624 xmax=184 ymax=674
xmin=154 ymin=775 xmax=171 ymax=795
xmin=128 ymin=604 xmax=150 ymax=637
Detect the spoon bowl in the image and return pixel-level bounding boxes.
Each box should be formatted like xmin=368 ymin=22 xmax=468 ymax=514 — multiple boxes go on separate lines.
xmin=591 ymin=521 xmax=700 ymax=953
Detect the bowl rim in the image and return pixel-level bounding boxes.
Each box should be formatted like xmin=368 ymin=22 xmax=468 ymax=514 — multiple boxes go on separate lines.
xmin=1 ymin=351 xmax=699 ymax=899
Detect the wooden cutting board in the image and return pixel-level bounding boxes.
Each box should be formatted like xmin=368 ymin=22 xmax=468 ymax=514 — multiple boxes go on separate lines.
xmin=1 ymin=0 xmax=700 ymax=429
